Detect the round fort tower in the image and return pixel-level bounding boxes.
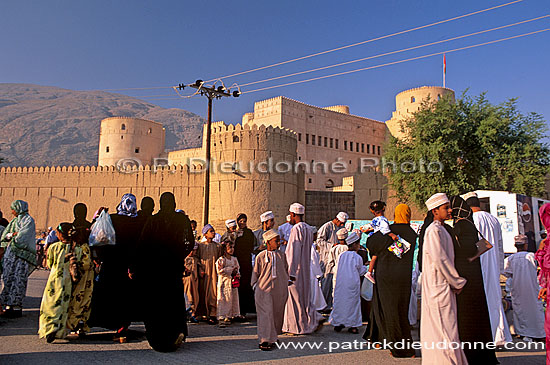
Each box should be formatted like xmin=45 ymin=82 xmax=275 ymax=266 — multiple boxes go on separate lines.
xmin=201 ymin=122 xmax=300 ymax=229
xmin=98 ymin=117 xmax=165 ymax=167
xmin=386 ymin=86 xmax=455 ymax=139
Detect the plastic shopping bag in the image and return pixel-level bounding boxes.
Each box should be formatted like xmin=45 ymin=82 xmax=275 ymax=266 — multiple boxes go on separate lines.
xmin=361 ymin=274 xmax=373 ymax=301
xmin=89 ymin=210 xmax=116 ymax=246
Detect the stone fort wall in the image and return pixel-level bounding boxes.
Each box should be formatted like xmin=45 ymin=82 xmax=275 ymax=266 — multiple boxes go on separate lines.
xmin=0 ymin=124 xmax=303 ymax=232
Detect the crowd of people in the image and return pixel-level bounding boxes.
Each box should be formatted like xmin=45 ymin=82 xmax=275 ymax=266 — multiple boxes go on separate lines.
xmin=0 ymin=191 xmax=549 ymax=363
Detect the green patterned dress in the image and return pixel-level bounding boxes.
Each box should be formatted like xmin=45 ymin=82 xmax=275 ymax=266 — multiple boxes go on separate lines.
xmin=38 ymin=241 xmax=94 ymax=339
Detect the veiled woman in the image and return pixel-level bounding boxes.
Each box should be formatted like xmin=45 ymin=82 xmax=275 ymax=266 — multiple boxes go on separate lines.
xmin=137 ymin=192 xmax=194 ymax=352
xmin=363 ymin=204 xmax=416 ymax=358
xmin=89 ymin=193 xmax=147 ymax=341
xmin=233 ymin=213 xmax=256 ymax=317
xmin=450 ymin=196 xmax=498 ymax=365
xmin=0 ymin=200 xmax=36 ymax=318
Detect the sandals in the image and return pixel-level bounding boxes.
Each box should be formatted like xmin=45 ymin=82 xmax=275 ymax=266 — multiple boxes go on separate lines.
xmin=233 ymin=315 xmax=246 ymax=323
xmin=113 ymin=327 xmax=128 ymax=343
xmin=334 ymin=325 xmax=345 ymax=332
xmin=259 ymin=342 xmax=275 ymax=351
xmin=348 ymin=327 xmax=359 ymax=334
xmin=46 ymin=332 xmax=56 ymax=343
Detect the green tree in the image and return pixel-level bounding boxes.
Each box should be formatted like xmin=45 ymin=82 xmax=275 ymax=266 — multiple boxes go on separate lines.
xmin=384 ymin=92 xmax=550 ymax=209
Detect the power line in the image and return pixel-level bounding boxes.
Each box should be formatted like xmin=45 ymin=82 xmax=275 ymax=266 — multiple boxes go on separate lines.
xmin=205 ymin=0 xmax=524 ymax=82
xmin=240 ymin=28 xmax=549 ymax=94
xmin=135 ymin=15 xmax=549 ymax=100
xmin=93 ymin=0 xmax=522 ymax=93
xmin=235 ymin=15 xmax=549 ymax=88
xmin=137 ymin=28 xmax=549 ymax=100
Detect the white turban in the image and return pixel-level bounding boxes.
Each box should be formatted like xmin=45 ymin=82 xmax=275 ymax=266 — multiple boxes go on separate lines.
xmin=286 ymin=215 xmax=291 ymax=222
xmin=425 ymin=193 xmax=450 ymax=211
xmin=225 ymin=219 xmax=237 ymax=228
xmin=260 ymin=211 xmax=274 ymax=223
xmin=289 ymin=203 xmax=305 ymax=215
xmin=336 ymin=211 xmax=349 ymax=223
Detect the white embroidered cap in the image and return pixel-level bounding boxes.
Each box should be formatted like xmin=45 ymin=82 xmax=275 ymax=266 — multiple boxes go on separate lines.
xmin=260 ymin=211 xmax=274 ymax=223
xmin=225 ymin=219 xmax=237 ymax=228
xmin=336 ymin=211 xmax=349 ymax=223
xmin=286 ymin=214 xmax=291 ymax=222
xmin=462 ymin=191 xmax=478 ymax=201
xmin=336 ymin=228 xmax=348 ymax=240
xmin=425 ymin=193 xmax=450 ymax=211
xmin=289 ymin=202 xmax=305 ymax=214
xmin=346 ymin=231 xmax=361 ymax=244
xmin=263 ymin=229 xmax=279 ymax=242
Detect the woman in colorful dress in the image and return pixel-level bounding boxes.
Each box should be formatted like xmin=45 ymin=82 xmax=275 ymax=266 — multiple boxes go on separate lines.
xmin=0 ymin=200 xmax=36 ymax=318
xmin=38 ymin=222 xmax=94 ymax=343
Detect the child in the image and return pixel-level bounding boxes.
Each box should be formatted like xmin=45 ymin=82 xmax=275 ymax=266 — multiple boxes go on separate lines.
xmin=197 ymin=224 xmax=222 ymax=324
xmin=329 ymin=231 xmax=368 ymax=334
xmin=183 ymin=242 xmax=200 ymax=323
xmin=325 ymin=228 xmax=349 ymax=279
xmin=216 ymin=240 xmax=241 ymax=327
xmin=38 ymin=222 xmax=94 ymax=343
xmin=504 ymin=235 xmax=545 ymax=341
xmin=251 ymin=229 xmax=289 ymax=351
xmin=364 ymin=200 xmax=398 ymax=284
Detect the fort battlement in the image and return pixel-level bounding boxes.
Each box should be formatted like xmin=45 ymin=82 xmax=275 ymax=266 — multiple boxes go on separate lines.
xmin=2 ymin=118 xmax=302 ymax=231
xmin=395 ymin=85 xmax=454 ymax=97
xmin=252 ymin=96 xmax=383 ymax=124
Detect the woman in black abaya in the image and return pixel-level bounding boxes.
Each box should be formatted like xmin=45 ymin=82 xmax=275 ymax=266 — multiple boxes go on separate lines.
xmin=363 ymin=204 xmax=416 ymax=358
xmin=450 ymin=196 xmax=498 ymax=365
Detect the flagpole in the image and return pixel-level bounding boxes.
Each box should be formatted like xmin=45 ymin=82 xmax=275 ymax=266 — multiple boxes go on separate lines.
xmin=443 ymin=54 xmax=446 ymax=88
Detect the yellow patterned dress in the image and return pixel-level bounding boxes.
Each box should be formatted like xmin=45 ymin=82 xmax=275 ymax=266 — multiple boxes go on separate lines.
xmin=38 ymin=241 xmax=94 ymax=339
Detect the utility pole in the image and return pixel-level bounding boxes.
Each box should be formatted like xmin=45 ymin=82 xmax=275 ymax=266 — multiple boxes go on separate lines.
xmin=178 ymin=80 xmax=240 ymax=225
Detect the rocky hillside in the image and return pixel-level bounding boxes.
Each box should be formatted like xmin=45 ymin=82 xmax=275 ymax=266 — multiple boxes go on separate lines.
xmin=0 ymin=83 xmax=205 ymax=167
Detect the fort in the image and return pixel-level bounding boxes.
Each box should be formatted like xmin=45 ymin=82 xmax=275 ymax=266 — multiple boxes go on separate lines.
xmin=0 ymin=123 xmax=302 ymax=231
xmin=0 ymin=86 xmax=453 ymax=230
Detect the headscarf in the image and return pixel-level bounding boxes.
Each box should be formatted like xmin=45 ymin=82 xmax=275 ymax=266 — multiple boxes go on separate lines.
xmin=11 ymin=200 xmax=29 ymax=216
xmin=450 ymin=195 xmax=473 ymax=223
xmin=160 ymin=192 xmax=176 ymax=212
xmin=394 ymin=204 xmax=411 ymax=224
xmin=236 ymin=213 xmax=247 ymax=222
xmin=539 ymin=203 xmax=550 ymax=231
xmin=57 ymin=222 xmax=76 ymax=239
xmin=0 ymin=199 xmax=36 ymax=266
xmin=116 ymin=193 xmax=138 ymax=217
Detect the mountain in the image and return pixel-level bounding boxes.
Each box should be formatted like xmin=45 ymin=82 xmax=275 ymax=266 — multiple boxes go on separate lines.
xmin=0 ymin=83 xmax=205 ymax=167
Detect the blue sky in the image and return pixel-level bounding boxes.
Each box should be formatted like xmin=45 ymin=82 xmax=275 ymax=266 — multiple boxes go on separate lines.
xmin=2 ymin=0 xmax=549 ymax=128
